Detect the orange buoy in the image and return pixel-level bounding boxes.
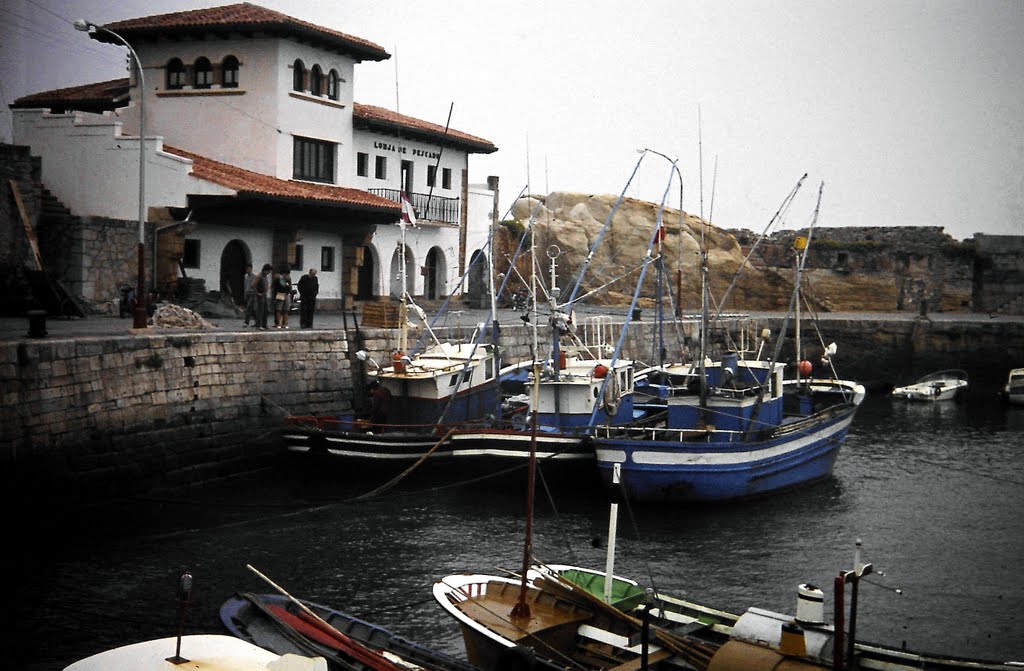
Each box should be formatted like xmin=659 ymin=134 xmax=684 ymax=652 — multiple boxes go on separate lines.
xmin=798 ymin=360 xmax=813 ymax=377
xmin=593 ymin=364 xmax=609 ymax=378
xmin=393 ymin=351 xmax=406 ymax=374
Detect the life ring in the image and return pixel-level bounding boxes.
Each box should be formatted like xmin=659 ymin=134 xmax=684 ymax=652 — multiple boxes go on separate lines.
xmin=602 ymin=374 xmax=621 ymax=416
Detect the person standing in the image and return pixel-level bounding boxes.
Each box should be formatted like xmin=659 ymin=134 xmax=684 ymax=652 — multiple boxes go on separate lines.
xmin=297 ymin=268 xmax=319 ymax=328
xmin=242 ymin=262 xmax=257 ymax=326
xmin=274 ymin=268 xmax=293 ymax=328
xmin=254 ymin=263 xmax=272 ymax=329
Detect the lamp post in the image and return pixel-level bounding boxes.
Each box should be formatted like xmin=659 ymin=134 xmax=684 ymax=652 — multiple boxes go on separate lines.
xmin=74 ymin=19 xmax=148 ymax=329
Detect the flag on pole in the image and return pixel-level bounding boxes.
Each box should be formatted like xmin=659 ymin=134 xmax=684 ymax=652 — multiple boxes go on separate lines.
xmin=400 ymin=191 xmax=417 ymax=229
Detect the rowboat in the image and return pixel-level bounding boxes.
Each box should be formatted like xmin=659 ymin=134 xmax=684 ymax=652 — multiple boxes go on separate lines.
xmin=221 ymin=592 xmax=481 ymax=671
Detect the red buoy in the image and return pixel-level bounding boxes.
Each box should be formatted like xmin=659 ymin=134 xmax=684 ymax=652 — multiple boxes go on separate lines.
xmin=593 ymin=364 xmax=609 ymax=378
xmin=798 ymin=360 xmax=813 ymax=377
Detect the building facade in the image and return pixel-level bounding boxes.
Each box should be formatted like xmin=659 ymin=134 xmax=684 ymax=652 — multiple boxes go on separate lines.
xmin=10 ymin=3 xmax=498 ymax=312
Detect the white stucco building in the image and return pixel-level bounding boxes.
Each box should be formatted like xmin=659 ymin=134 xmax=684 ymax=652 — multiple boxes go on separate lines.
xmin=10 ymin=3 xmax=498 ymax=311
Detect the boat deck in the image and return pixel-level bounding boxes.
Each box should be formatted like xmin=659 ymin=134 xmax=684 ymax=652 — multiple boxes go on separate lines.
xmin=455 ymin=580 xmax=592 ymax=643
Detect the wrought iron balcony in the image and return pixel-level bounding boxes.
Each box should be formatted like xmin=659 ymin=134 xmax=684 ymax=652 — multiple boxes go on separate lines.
xmin=368 ymin=189 xmax=460 ymax=225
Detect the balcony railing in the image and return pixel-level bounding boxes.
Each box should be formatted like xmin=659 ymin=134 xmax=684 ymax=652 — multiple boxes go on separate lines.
xmin=369 ymin=189 xmax=460 ymax=225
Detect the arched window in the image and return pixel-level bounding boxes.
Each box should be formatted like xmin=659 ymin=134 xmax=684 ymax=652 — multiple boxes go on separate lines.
xmin=221 ymin=55 xmax=239 ymax=88
xmin=327 ymin=69 xmax=340 ymax=100
xmin=194 ymin=57 xmax=213 ymax=89
xmin=292 ymin=59 xmax=305 ymax=92
xmin=309 ymin=65 xmax=323 ymax=96
xmin=166 ymin=58 xmax=186 ymax=89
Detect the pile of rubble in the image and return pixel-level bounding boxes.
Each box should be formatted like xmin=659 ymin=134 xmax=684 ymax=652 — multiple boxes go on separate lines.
xmin=151 ymin=303 xmax=217 ymax=329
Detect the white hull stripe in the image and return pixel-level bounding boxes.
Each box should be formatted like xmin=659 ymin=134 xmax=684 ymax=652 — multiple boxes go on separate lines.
xmin=596 ymin=415 xmax=854 ymax=467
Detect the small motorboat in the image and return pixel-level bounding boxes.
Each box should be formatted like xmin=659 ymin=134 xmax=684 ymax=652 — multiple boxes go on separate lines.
xmin=1003 ymin=367 xmax=1024 ymax=406
xmin=891 ymin=369 xmax=968 ymax=402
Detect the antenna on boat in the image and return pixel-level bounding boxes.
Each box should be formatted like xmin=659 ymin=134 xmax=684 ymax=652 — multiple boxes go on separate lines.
xmin=166 ymin=571 xmax=193 ymax=664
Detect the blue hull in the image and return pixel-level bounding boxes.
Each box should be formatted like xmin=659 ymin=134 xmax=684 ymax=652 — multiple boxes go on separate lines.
xmin=594 ymin=405 xmax=858 ymax=502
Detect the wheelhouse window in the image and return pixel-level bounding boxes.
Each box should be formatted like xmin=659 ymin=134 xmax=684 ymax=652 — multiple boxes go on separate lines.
xmin=427 ymin=165 xmax=437 ymax=187
xmin=194 ymin=57 xmax=213 ymax=89
xmin=374 ymin=155 xmax=387 ymax=180
xmin=327 ymin=69 xmax=340 ymax=100
xmin=293 ymin=136 xmax=335 ymax=184
xmin=221 ymin=55 xmax=239 ymax=88
xmin=166 ymin=58 xmax=186 ymax=89
xmin=309 ymin=65 xmax=323 ymax=96
xmin=357 ymin=152 xmax=369 ymax=177
xmin=442 ymin=167 xmax=452 ymax=189
xmin=182 ymin=239 xmax=201 ymax=268
xmin=292 ymin=59 xmax=305 ymax=92
xmin=321 ymin=246 xmax=335 ymax=272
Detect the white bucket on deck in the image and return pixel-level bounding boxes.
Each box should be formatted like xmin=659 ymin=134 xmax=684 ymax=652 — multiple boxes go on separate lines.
xmin=796 ymin=583 xmax=825 ymax=625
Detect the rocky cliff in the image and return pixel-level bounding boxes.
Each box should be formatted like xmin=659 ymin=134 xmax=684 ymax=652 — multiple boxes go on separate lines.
xmin=499 ymin=192 xmax=792 ymax=311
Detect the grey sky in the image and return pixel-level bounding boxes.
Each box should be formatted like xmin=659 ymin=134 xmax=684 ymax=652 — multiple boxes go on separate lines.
xmin=2 ymin=0 xmax=1022 ymax=239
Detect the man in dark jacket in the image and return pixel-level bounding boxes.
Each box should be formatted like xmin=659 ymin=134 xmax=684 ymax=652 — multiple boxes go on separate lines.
xmin=254 ymin=264 xmax=272 ymax=329
xmin=297 ymin=268 xmax=319 ymax=328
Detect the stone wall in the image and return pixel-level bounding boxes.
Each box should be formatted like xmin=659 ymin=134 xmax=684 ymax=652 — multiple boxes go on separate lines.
xmin=973 ymin=234 xmax=1024 ymax=315
xmin=734 ymin=226 xmax=977 ymax=313
xmin=1 ymin=330 xmax=353 ymax=502
xmin=35 ymin=212 xmax=141 ymax=309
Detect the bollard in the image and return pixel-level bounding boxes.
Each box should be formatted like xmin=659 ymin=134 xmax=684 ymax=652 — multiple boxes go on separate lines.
xmin=27 ymin=310 xmax=47 ymax=338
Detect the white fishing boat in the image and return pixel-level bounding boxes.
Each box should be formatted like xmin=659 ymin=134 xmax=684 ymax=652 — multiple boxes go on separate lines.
xmin=1003 ymin=367 xmax=1024 ymax=406
xmin=891 ymin=369 xmax=968 ymax=402
xmin=64 ymin=635 xmax=327 ymax=671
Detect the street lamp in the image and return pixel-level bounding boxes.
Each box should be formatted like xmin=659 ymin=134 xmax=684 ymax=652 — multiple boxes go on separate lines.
xmin=74 ymin=18 xmax=148 ymax=329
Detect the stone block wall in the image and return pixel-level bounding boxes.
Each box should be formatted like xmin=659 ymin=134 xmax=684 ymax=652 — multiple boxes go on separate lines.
xmin=1 ymin=331 xmax=352 ymax=501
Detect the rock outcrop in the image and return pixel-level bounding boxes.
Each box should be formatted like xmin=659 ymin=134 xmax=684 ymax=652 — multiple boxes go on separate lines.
xmin=500 ymin=192 xmax=791 ymax=310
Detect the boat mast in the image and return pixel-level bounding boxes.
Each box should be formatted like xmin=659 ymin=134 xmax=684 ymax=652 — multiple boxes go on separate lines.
xmin=512 ymin=213 xmax=541 ymax=622
xmin=794 ymin=182 xmax=823 ymax=377
xmin=697 ymin=109 xmax=709 ymax=416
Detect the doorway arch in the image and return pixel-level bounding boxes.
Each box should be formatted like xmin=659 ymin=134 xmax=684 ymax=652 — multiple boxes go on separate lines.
xmin=467 ymin=249 xmax=489 ymax=308
xmin=389 ymin=246 xmax=415 ymax=299
xmin=220 ymin=239 xmax=249 ymax=305
xmin=424 ymin=246 xmax=448 ymax=300
xmin=356 ymin=245 xmax=376 ymax=300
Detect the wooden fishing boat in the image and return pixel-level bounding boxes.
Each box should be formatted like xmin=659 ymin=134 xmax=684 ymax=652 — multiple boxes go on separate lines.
xmin=222 ymin=592 xmax=481 ymax=671
xmin=433 ymin=572 xmax=719 ymax=671
xmin=64 ymin=634 xmax=327 ymax=671
xmin=891 ymin=369 xmax=968 ymax=402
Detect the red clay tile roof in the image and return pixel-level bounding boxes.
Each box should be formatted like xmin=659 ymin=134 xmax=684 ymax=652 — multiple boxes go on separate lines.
xmin=163 ymin=145 xmax=400 ymax=214
xmin=353 ymin=103 xmax=497 ymax=155
xmin=11 ymin=78 xmax=129 ymax=113
xmin=96 ymin=2 xmax=389 ymax=62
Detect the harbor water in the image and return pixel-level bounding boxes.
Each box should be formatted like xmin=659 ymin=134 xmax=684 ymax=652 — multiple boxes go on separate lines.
xmin=10 ymin=388 xmax=1024 ymax=670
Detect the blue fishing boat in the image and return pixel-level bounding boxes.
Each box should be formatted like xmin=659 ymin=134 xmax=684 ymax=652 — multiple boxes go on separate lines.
xmin=593 ymin=181 xmax=866 ymax=502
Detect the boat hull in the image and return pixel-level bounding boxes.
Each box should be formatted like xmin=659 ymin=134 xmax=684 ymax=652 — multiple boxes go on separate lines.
xmin=594 ymin=404 xmax=859 ymax=502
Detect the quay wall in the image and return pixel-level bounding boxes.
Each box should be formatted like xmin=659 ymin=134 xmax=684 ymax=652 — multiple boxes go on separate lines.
xmin=2 ymin=315 xmax=1021 ymax=505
